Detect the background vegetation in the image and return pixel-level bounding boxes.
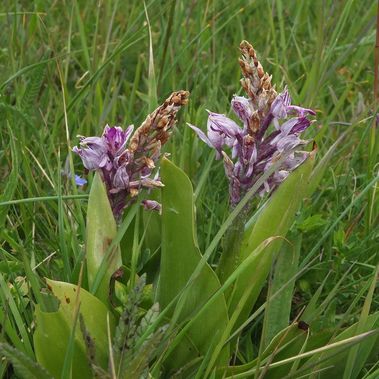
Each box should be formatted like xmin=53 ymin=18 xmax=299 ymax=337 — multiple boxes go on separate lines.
xmin=0 ymin=0 xmax=378 ymax=377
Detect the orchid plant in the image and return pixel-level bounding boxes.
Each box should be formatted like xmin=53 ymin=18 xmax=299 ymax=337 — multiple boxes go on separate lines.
xmin=189 ymin=41 xmax=317 ymax=284
xmin=8 ymin=41 xmax=377 ymax=379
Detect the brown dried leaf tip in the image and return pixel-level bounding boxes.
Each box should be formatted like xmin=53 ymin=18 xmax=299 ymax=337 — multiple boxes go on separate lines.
xmin=239 ymin=40 xmax=277 ymax=131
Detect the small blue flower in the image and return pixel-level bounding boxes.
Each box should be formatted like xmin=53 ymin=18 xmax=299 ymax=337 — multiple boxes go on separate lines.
xmin=74 ymin=175 xmax=87 ymax=186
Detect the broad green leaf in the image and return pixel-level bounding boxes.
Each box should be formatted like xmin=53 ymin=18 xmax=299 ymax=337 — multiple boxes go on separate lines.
xmin=159 ymin=158 xmax=229 ymax=371
xmin=34 ymin=305 xmax=91 ymax=379
xmin=0 ymin=343 xmax=53 ymax=379
xmin=34 ymin=279 xmax=115 ymax=378
xmin=86 ymin=172 xmax=121 ymax=304
xmin=227 ymin=155 xmax=314 ymax=331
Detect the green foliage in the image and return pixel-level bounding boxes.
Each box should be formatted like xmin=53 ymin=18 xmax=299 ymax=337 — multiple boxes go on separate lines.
xmin=0 ymin=0 xmax=378 ymax=378
xmin=86 ymin=172 xmax=122 ymax=304
xmin=226 ymin=155 xmax=314 ymax=332
xmin=33 ymin=279 xmax=115 ymax=378
xmin=159 ymin=158 xmax=229 ymax=372
xmin=82 ymin=275 xmax=167 ymax=379
xmin=261 ymin=234 xmax=302 ymax=349
xmin=0 ymin=343 xmax=52 ymax=379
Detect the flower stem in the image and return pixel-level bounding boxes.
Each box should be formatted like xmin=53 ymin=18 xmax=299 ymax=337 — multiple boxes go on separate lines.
xmin=216 ymin=206 xmax=249 ymax=285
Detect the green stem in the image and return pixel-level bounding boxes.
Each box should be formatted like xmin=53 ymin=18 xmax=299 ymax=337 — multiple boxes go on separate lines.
xmin=216 ymin=206 xmax=248 ymax=285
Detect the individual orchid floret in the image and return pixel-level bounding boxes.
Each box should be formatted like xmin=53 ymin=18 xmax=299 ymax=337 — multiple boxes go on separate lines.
xmin=188 ymin=41 xmax=315 ymax=206
xmin=188 ymin=111 xmax=241 ymax=159
xmin=73 ymin=91 xmax=189 ymax=218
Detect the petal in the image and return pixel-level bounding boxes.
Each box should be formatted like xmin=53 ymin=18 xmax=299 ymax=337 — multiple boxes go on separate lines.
xmin=290 ymin=117 xmax=311 ymax=134
xmin=288 ymin=105 xmax=316 ymax=117
xmin=276 ymin=134 xmax=302 ymax=152
xmin=231 ymin=139 xmax=240 ymax=159
xmin=124 ymin=125 xmax=134 ymax=141
xmin=283 ymin=151 xmax=309 ymax=171
xmin=73 ymin=146 xmax=105 ymax=170
xmin=103 ymin=125 xmax=132 ymax=155
xmin=113 ymin=165 xmax=129 ymax=190
xmin=187 ymin=123 xmax=214 ymax=148
xmin=207 ymin=112 xmax=242 ymax=143
xmin=231 ymin=96 xmax=253 ymax=124
xmin=279 ymin=118 xmax=300 ymax=136
xmin=80 ymin=136 xmax=107 ymax=151
xmin=271 ymin=88 xmax=291 ymax=119
xmin=246 ymin=145 xmax=257 ymax=177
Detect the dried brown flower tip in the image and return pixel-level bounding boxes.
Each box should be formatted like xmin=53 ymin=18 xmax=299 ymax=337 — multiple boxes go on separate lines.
xmin=239 ymin=40 xmax=277 ymax=124
xmin=129 ymin=90 xmax=189 ymax=153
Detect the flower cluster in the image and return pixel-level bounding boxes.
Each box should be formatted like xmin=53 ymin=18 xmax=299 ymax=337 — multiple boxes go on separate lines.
xmin=73 ymin=91 xmax=189 ymax=218
xmin=188 ymin=41 xmax=315 ymax=206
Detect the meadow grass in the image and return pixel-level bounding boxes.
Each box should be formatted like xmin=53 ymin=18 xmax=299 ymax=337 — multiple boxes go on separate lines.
xmin=0 ymin=0 xmax=378 ymax=378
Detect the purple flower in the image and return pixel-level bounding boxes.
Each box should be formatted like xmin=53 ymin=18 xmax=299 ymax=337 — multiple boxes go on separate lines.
xmin=73 ymin=91 xmax=189 ymax=218
xmin=72 ymin=137 xmax=108 ymax=170
xmin=103 ymin=125 xmax=133 ymax=156
xmin=74 ymin=124 xmax=163 ymax=217
xmin=188 ymin=112 xmax=242 ymax=159
xmin=188 ymin=88 xmax=315 ymax=206
xmin=231 ymin=96 xmax=253 ymax=126
xmin=271 ymin=88 xmax=291 ymax=120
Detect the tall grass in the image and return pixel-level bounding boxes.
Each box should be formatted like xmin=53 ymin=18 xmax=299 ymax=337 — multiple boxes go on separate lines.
xmin=0 ymin=0 xmax=378 ymax=378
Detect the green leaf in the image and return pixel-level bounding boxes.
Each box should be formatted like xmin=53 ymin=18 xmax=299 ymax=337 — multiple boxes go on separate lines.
xmin=34 ymin=305 xmax=91 ymax=379
xmin=34 ymin=279 xmax=115 ymax=378
xmin=86 ymin=172 xmax=121 ymax=304
xmin=0 ymin=261 xmax=23 ymax=274
xmin=227 ymin=155 xmax=315 ymax=331
xmin=158 ymin=158 xmax=229 ymax=371
xmin=0 ymin=343 xmax=53 ymax=379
